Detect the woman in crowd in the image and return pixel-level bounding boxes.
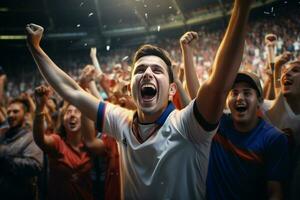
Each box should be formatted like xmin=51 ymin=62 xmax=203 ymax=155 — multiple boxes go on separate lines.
xmin=33 ymin=85 xmax=94 ymax=200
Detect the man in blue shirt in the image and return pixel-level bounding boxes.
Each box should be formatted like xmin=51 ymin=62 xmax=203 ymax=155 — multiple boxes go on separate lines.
xmin=206 ymin=71 xmax=289 ymax=200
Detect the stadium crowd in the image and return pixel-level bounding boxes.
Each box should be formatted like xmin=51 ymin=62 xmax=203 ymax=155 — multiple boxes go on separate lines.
xmin=0 ymin=0 xmax=300 ymax=199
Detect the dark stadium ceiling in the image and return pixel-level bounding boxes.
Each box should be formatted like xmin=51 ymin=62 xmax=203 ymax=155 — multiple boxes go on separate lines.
xmin=0 ymin=0 xmax=278 ymax=49
xmin=0 ymin=0 xmax=223 ymax=33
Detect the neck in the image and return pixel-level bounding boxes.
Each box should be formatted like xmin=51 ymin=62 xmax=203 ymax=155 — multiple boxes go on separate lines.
xmin=137 ymin=110 xmax=162 ymax=124
xmin=66 ymin=131 xmax=82 ymax=147
xmin=233 ymin=117 xmax=260 ymax=133
xmin=6 ymin=124 xmax=24 ymax=138
xmin=286 ymin=96 xmax=300 ymax=115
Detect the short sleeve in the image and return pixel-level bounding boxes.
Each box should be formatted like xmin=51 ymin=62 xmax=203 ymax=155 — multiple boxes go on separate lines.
xmin=49 ymin=134 xmax=63 ymax=152
xmin=171 ymin=100 xmax=218 ymax=144
xmin=96 ymin=102 xmax=133 ymax=142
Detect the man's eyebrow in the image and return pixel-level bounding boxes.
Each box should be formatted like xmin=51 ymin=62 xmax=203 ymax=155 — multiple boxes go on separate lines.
xmin=243 ymin=88 xmax=253 ymax=92
xmin=151 ymin=64 xmax=164 ymax=69
xmin=135 ymin=64 xmax=147 ymax=69
xmin=293 ymin=66 xmax=300 ymax=70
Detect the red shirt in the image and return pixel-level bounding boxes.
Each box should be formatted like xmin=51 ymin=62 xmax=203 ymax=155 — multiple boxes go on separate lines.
xmin=101 ymin=134 xmax=121 ymax=200
xmin=47 ymin=134 xmax=94 ymax=200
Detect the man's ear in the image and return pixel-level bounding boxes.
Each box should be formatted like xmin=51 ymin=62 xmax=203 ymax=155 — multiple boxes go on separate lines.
xmin=169 ymin=82 xmax=177 ymax=97
xmin=256 ymin=96 xmax=264 ymax=112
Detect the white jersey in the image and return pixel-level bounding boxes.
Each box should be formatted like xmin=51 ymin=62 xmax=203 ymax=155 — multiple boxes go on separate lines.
xmin=96 ymin=100 xmax=217 ymax=200
xmin=264 ymin=93 xmax=300 ymax=200
xmin=265 ymin=94 xmax=300 ymax=141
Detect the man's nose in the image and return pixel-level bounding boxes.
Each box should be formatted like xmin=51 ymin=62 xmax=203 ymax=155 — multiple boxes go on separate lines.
xmin=236 ymin=92 xmax=245 ymax=101
xmin=142 ymin=66 xmax=154 ymax=80
xmin=285 ymin=68 xmax=293 ymax=76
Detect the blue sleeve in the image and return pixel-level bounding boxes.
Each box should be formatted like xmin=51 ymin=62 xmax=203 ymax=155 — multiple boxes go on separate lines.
xmin=95 ymin=102 xmax=106 ymax=132
xmin=265 ymin=132 xmax=290 ymax=181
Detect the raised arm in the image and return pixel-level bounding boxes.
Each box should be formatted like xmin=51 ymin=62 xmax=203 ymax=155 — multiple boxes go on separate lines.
xmin=90 ymin=47 xmax=103 ymax=74
xmin=79 ymin=64 xmax=103 ymax=100
xmin=32 ymin=85 xmax=57 ymax=152
xmin=172 ymin=63 xmax=191 ymax=108
xmin=180 ymin=31 xmax=200 ymax=99
xmin=26 ymin=24 xmax=99 ymax=121
xmin=20 ymin=92 xmax=36 ymax=113
xmin=0 ymin=74 xmax=7 ymax=106
xmin=264 ymin=34 xmax=277 ymax=100
xmin=263 ymin=66 xmax=275 ymax=100
xmin=196 ymin=0 xmax=252 ymax=124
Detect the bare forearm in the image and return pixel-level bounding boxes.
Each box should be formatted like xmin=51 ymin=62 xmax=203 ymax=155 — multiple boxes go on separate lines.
xmin=263 ymin=76 xmax=271 ymax=99
xmin=196 ymin=1 xmax=251 ymax=123
xmin=210 ymin=3 xmax=251 ymax=92
xmin=27 ymin=96 xmax=36 ymax=113
xmin=267 ymin=75 xmax=275 ymax=100
xmin=91 ymin=56 xmax=103 ymax=74
xmin=0 ymin=78 xmax=6 ymax=105
xmin=88 ymin=81 xmax=102 ymax=100
xmin=33 ymin=112 xmax=47 ymax=150
xmin=273 ymin=65 xmax=281 ymax=97
xmin=183 ymin=48 xmax=199 ymax=99
xmin=28 ymin=46 xmax=82 ymax=100
xmin=174 ymin=79 xmax=191 ymax=108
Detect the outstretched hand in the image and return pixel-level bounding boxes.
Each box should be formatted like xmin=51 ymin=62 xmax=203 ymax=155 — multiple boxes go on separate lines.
xmin=25 ymin=23 xmax=44 ymax=48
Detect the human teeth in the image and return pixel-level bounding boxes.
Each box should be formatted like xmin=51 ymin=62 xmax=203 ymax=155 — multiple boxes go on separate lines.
xmin=236 ymin=104 xmax=246 ymax=108
xmin=142 ymin=84 xmax=155 ymax=89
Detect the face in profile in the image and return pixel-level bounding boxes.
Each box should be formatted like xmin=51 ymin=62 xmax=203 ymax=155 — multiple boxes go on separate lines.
xmin=227 ymin=82 xmax=261 ymax=125
xmin=7 ymin=102 xmax=26 ymax=128
xmin=130 ymin=55 xmax=175 ymax=115
xmin=63 ymin=105 xmax=81 ymax=134
xmin=281 ymin=63 xmax=300 ymax=97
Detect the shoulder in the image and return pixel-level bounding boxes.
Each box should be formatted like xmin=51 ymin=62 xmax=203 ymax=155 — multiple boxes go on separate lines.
xmin=260 ymin=120 xmax=288 ymax=144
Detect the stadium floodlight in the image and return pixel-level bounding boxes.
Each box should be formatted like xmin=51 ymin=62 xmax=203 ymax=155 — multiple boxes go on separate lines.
xmin=0 ymin=35 xmax=26 ymax=40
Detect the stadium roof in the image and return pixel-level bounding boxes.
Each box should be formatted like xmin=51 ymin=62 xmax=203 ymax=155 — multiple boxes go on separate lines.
xmin=0 ymin=0 xmax=281 ymax=49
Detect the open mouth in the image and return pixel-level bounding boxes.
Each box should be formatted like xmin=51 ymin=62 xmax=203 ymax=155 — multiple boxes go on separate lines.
xmin=141 ymin=84 xmax=157 ymax=101
xmin=283 ymin=78 xmax=293 ymax=86
xmin=235 ymin=105 xmax=247 ymax=113
xmin=69 ymin=121 xmax=77 ymax=128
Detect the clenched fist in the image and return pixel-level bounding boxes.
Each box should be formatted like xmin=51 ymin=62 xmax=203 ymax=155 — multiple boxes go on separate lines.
xmin=79 ymin=65 xmax=97 ymax=87
xmin=180 ymin=31 xmax=199 ymax=52
xmin=34 ymin=85 xmax=51 ymax=112
xmin=275 ymin=52 xmax=293 ymax=70
xmin=25 ymin=23 xmax=44 ymax=49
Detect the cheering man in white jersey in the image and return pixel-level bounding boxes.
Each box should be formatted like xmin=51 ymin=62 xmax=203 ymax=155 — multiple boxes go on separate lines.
xmin=26 ymin=0 xmax=252 ymax=199
xmin=265 ymin=60 xmax=300 ymax=199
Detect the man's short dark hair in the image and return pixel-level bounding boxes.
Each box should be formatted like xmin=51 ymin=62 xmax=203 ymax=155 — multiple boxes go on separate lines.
xmin=8 ymin=98 xmax=30 ymax=113
xmin=287 ymin=60 xmax=300 ymax=68
xmin=133 ymin=44 xmax=174 ymax=83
